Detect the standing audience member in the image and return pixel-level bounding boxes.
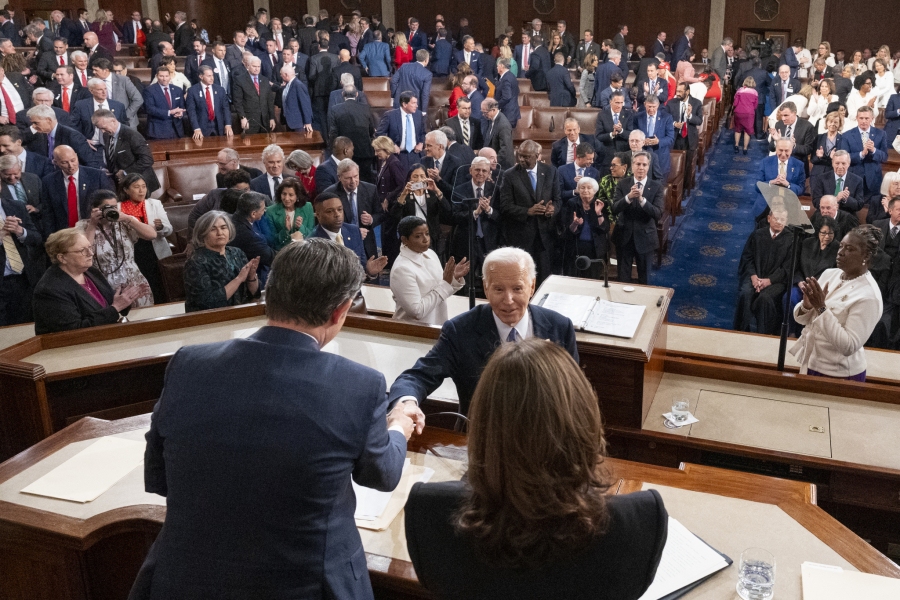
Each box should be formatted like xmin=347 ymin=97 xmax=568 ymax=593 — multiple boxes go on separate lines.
xmin=186 ymin=66 xmax=233 ymax=140
xmin=315 ymin=136 xmax=354 ymax=195
xmin=733 ymin=77 xmax=759 ymax=154
xmin=373 ymin=135 xmax=406 ymax=268
xmin=41 ymin=144 xmax=114 ymax=234
xmin=561 ymin=177 xmax=609 ymax=278
xmin=143 ymin=68 xmax=185 ymax=139
xmin=0 ymin=163 xmax=42 ymax=325
xmin=391 ymin=49 xmax=432 ymax=114
xmin=390 ymin=163 xmax=450 ymax=254
xmin=377 ymin=91 xmax=425 ymax=171
xmin=359 ymin=30 xmax=392 ymax=77
xmin=611 ymin=152 xmax=665 ymax=284
xmin=449 ymin=157 xmax=498 ymax=270
xmin=840 ymin=105 xmax=888 ymax=222
xmin=328 ymin=86 xmax=376 ymax=181
xmin=480 ymin=98 xmax=514 ymax=170
xmin=811 ymin=111 xmax=845 ymax=175
xmin=324 ymin=159 xmax=383 ymax=260
xmin=118 ymin=173 xmax=171 ymax=302
xmin=493 ymin=58 xmax=519 ymax=128
xmin=232 ymin=56 xmax=275 ymax=134
xmin=311 ymin=191 xmax=388 ymax=279
xmin=547 ymin=52 xmax=577 ymax=107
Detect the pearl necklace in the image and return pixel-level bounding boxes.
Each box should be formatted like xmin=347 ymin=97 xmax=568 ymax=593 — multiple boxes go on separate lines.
xmin=833 ymin=271 xmax=866 ymax=294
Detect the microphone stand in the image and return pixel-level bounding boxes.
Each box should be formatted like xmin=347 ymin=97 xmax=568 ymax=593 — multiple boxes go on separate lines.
xmin=777 ymin=224 xmax=808 ymax=370
xmin=575 ymin=255 xmax=610 ymax=288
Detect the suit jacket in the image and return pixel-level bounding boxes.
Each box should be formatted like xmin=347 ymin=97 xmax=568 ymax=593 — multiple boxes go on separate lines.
xmin=840 ymin=126 xmax=889 ymax=191
xmin=38 ymin=50 xmax=69 ymax=83
xmin=450 ymin=50 xmax=482 ymax=76
xmin=86 ymin=45 xmax=114 ymax=72
xmin=16 ymin=106 xmax=72 ymax=134
xmin=297 ymin=27 xmax=319 ymax=55
xmin=184 ymin=53 xmax=217 ymax=85
xmin=145 ymin=31 xmax=170 ymax=59
xmin=143 ymin=83 xmax=186 ymax=139
xmin=525 ymin=45 xmax=552 ymax=91
xmin=406 ymin=482 xmax=666 ymax=600
xmin=376 ymin=108 xmax=426 ymax=150
xmin=308 ymin=50 xmax=338 ymax=97
xmin=496 ymin=162 xmax=561 ymax=252
xmin=753 ymin=156 xmax=807 ymax=216
xmin=310 ymin=223 xmax=370 ymax=272
xmin=121 ymin=20 xmax=143 ymax=44
xmin=282 ymin=79 xmax=314 ymax=131
xmin=358 ymin=41 xmax=392 ymax=77
xmin=229 ymin=216 xmax=275 ymax=269
xmin=4 ymin=72 xmax=33 ymax=109
xmin=390 ymin=62 xmax=433 ymax=113
xmin=636 ymin=77 xmax=669 ymax=105
xmin=105 ymin=126 xmax=160 ymax=194
xmin=325 ymin=181 xmax=382 ymax=258
xmin=810 ymin=132 xmax=845 ymax=177
xmin=315 ymin=157 xmax=339 ymax=195
xmin=331 ymin=62 xmax=363 ymax=94
xmin=481 ymin=113 xmax=515 ymax=170
xmin=547 ymin=64 xmax=577 ymax=107
xmin=883 ymin=93 xmax=900 ymax=144
xmin=550 ymin=134 xmax=598 ymax=170
xmin=422 ymin=152 xmax=464 ymax=199
xmin=574 ymin=40 xmax=602 ymax=69
xmin=0 ymin=195 xmax=43 ymax=286
xmin=651 ymin=40 xmax=667 ymax=61
xmin=594 ymin=108 xmax=633 ymax=165
xmin=224 ymin=44 xmax=247 ymax=70
xmin=131 ymin=326 xmax=405 ymax=600
xmin=58 ymin=18 xmax=85 ymax=49
xmin=768 ymin=119 xmax=817 ymax=167
xmin=591 ymin=61 xmax=621 ymax=107
xmin=186 ymin=83 xmax=232 ymax=136
xmin=69 ymin=97 xmax=126 ymax=139
xmin=32 ymin=265 xmax=124 ymax=334
xmin=231 ymin=72 xmax=275 ymax=130
xmin=388 ymin=304 xmax=578 ymax=415
xmin=611 ymin=176 xmax=666 ymax=254
xmin=52 ymin=84 xmax=90 ymax=112
xmin=666 ymin=95 xmax=704 ymax=149
xmin=671 ymin=35 xmax=691 ymax=66
xmin=430 ymin=39 xmax=452 ymax=77
xmin=464 ymin=90 xmax=486 ymax=122
xmin=633 ymin=111 xmax=675 ymax=176
xmin=328 ymin=89 xmax=368 ymax=109
xmin=769 ymin=77 xmax=802 ymax=107
xmin=558 ymin=163 xmax=600 ymax=201
xmin=446 ymin=116 xmax=483 ymax=151
xmin=25 ymin=123 xmax=103 ymax=169
xmin=172 ymin=22 xmax=193 ymax=56
xmin=0 ymin=20 xmax=21 ymax=46
xmin=407 ymin=30 xmax=428 ymax=54
xmin=810 ymin=170 xmax=864 ymax=212
xmin=328 ymin=100 xmax=375 ymax=158
xmin=449 ymin=178 xmax=498 ymax=259
xmin=710 ymin=46 xmax=728 ymax=80
xmin=21 ymin=151 xmax=53 ymax=180
xmin=41 ymin=166 xmax=114 ymax=234
xmin=105 ymin=73 xmax=143 ymax=128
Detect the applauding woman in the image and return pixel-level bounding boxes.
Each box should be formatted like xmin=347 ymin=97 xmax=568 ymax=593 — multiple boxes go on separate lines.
xmin=562 ymin=177 xmax=609 ymax=278
xmin=266 ymin=178 xmax=313 ymax=250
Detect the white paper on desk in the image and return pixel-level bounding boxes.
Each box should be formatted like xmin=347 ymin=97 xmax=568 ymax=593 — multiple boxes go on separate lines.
xmin=352 ymin=459 xmax=435 ymax=521
xmin=637 ymin=517 xmax=730 ymax=600
xmin=583 ymin=299 xmax=646 ymax=338
xmin=802 ymin=562 xmax=900 ymax=599
xmin=20 ymin=436 xmax=146 ymax=503
xmin=537 ymin=292 xmax=597 ymax=326
xmin=663 ymin=412 xmax=700 ymax=427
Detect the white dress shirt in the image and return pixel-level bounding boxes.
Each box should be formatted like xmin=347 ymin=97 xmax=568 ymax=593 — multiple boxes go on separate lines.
xmin=390 ymin=245 xmax=464 ymax=324
xmin=493 ymin=309 xmax=533 ymax=342
xmin=0 ymin=78 xmax=24 ymax=118
xmin=412 ymin=193 xmax=427 ymax=219
xmin=14 ymin=148 xmax=26 ymax=172
xmin=267 ymin=172 xmax=282 ymax=198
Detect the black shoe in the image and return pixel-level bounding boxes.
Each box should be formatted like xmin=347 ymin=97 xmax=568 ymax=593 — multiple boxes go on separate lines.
xmin=742 ymin=148 xmax=748 ymax=155
xmin=734 ymin=145 xmax=739 ymax=153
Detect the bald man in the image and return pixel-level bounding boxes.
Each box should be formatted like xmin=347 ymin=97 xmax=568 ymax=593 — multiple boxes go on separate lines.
xmin=40 ymin=145 xmax=114 ymax=234
xmin=330 ymin=49 xmax=362 ymax=93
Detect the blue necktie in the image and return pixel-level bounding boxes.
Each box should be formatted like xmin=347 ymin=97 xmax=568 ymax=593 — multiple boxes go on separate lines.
xmin=48 ymin=133 xmax=54 ymax=156
xmin=529 ymin=170 xmax=536 ymax=191
xmin=613 ymin=112 xmax=619 ymax=126
xmin=648 ymin=116 xmax=655 ymax=138
xmin=405 ymin=114 xmax=414 ymax=151
xmin=506 ymin=329 xmax=518 ymax=342
xmin=475 ymin=186 xmax=484 ymax=238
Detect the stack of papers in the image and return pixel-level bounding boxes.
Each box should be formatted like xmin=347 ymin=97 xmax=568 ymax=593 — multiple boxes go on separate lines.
xmin=353 ymin=459 xmax=434 ymax=531
xmin=638 ymin=517 xmax=731 ymax=600
xmin=801 ymin=562 xmax=900 ymax=599
xmin=538 ymin=292 xmax=645 ymax=338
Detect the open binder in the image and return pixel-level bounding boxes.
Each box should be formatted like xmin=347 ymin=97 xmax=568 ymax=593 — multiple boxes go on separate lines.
xmin=537 ymin=292 xmax=646 ymax=339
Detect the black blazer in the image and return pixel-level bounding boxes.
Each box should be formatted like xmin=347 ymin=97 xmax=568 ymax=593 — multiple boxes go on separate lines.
xmin=611 ymin=177 xmax=666 ymax=255
xmin=32 ymin=265 xmax=126 ymax=334
xmin=215 ymin=165 xmax=262 ymax=189
xmin=810 ymin=132 xmax=844 ymax=176
xmin=104 ymin=126 xmax=160 ymax=195
xmin=390 ymin=189 xmax=450 ymax=247
xmin=666 ymin=95 xmax=704 ymax=149
xmin=228 ymin=217 xmax=275 ymax=269
xmin=0 ymin=196 xmax=43 ymax=287
xmin=446 ymin=116 xmax=483 ymax=152
xmin=405 ymin=481 xmax=666 ymax=600
xmin=325 ymin=181 xmax=383 ymax=259
xmin=593 ymin=108 xmax=633 ymax=165
xmin=327 ymin=100 xmax=376 ymax=158
xmin=768 ymin=118 xmax=817 ymax=173
xmin=495 ymin=162 xmax=561 ymax=252
xmin=422 ymin=152 xmax=464 ymax=199
xmin=449 ymin=179 xmax=498 ymax=260
xmin=231 ymin=71 xmax=275 ymax=128
xmin=810 ymin=170 xmax=864 ymax=212
xmin=86 ymin=45 xmax=115 ymax=72
xmin=481 ymin=113 xmax=515 ymax=170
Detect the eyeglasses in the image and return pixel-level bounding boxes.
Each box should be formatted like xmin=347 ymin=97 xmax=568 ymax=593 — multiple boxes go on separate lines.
xmin=819 ymin=231 xmax=835 ymax=237
xmin=66 ymin=247 xmax=94 ymax=257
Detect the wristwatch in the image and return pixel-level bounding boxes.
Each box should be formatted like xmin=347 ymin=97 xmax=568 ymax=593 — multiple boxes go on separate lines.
xmin=817 ymin=306 xmax=827 ymax=315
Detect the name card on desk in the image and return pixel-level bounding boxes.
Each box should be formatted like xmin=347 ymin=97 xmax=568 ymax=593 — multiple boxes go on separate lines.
xmin=20 ymin=436 xmax=146 ymax=503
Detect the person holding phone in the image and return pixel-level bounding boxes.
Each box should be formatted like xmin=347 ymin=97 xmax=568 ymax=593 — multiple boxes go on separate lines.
xmin=390 ymin=163 xmax=451 ymax=255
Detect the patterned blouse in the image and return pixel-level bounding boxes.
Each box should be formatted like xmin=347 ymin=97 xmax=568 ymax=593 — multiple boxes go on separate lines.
xmin=183 ymin=246 xmax=255 ymax=313
xmin=597 ymin=173 xmax=631 ymax=225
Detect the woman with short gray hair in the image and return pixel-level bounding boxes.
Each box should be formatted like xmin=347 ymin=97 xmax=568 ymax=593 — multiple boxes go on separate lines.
xmin=561 ymin=176 xmax=609 ymax=279
xmin=183 ymin=211 xmax=260 ymax=312
xmin=286 ymin=149 xmax=316 ymax=197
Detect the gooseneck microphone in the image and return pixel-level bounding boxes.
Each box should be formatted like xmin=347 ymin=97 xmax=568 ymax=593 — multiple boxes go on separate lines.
xmin=575 ymin=255 xmax=610 ymax=288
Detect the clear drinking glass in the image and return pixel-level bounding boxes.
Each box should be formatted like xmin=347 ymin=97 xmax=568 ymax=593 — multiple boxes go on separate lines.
xmin=671 ymin=398 xmax=690 ymax=422
xmin=736 ymin=547 xmax=775 ymax=600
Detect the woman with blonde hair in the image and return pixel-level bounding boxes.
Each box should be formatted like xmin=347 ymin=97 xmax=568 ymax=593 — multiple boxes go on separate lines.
xmin=867 ymin=45 xmax=890 ymax=70
xmin=394 ymin=31 xmax=412 ymax=69
xmin=811 ymin=111 xmax=845 ymax=176
xmin=405 ymin=338 xmax=667 ymax=599
xmin=579 ymin=53 xmax=598 ymax=107
xmin=373 ymin=135 xmax=406 ymax=266
xmin=816 ymin=41 xmax=836 ymax=67
xmin=90 ymin=9 xmax=118 ymax=53
xmin=499 ymin=45 xmax=517 ymax=76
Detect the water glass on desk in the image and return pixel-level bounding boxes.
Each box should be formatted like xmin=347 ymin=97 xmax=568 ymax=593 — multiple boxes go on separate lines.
xmin=737 ymin=547 xmax=775 ymax=600
xmin=671 ymin=398 xmax=690 ymax=422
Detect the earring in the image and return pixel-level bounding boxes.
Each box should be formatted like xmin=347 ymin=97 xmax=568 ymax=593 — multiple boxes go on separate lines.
xmin=863 ymin=260 xmax=866 ymax=265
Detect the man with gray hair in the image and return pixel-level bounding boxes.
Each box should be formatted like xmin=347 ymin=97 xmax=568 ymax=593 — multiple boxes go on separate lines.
xmin=423 ymin=129 xmax=463 ymax=198
xmin=388 ymin=246 xmax=578 ymax=418
xmin=171 ymin=10 xmax=193 ymax=56
xmin=811 ymin=149 xmax=864 ymax=213
xmin=17 ymin=88 xmax=71 ymax=130
xmin=232 ymin=55 xmax=276 ymax=134
xmin=249 ymin=144 xmax=285 ymax=200
xmin=215 ymin=148 xmax=261 ymax=188
xmin=0 ymin=152 xmax=42 ymax=227
xmin=69 ymin=77 xmax=126 ymax=142
xmin=611 ymin=151 xmax=665 ymax=284
xmin=711 ymin=37 xmax=734 ymax=81
xmin=494 ymin=56 xmax=519 ymax=127
xmin=132 ymin=238 xmax=414 ymax=599
xmin=323 ymin=158 xmax=382 ymax=258
xmin=449 ymin=155 xmax=498 ymax=266
xmin=26 ymin=104 xmax=103 ymax=169
xmin=328 ymin=73 xmax=369 ymax=108
xmin=480 ymin=98 xmax=514 ymax=170
xmin=672 ymin=26 xmax=695 ymax=67
xmin=279 ymin=63 xmax=313 ymax=134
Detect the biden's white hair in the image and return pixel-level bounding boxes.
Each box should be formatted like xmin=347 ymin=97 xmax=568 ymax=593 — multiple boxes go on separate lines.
xmin=482 ymin=247 xmax=536 ymax=285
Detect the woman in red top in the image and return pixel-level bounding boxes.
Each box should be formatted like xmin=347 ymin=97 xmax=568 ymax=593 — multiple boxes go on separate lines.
xmin=286 ymin=150 xmax=316 ymax=198
xmin=658 ymin=62 xmax=677 ymax=102
xmin=701 ymin=72 xmax=722 ymax=103
xmin=394 ymin=32 xmax=413 ymax=69
xmin=448 ymin=64 xmax=474 ymax=118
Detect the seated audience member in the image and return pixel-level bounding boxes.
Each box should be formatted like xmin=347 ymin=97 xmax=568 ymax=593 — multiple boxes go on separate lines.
xmin=388 ymin=247 xmax=578 ymax=416
xmin=883 ymin=90 xmax=900 ymax=144
xmin=143 ymin=68 xmax=186 ymax=140
xmin=812 ymin=195 xmax=860 ymax=241
xmin=551 ymin=118 xmax=597 ymax=170
xmin=391 ymin=215 xmax=468 ymax=325
xmin=266 ymin=178 xmax=313 ymax=250
xmin=315 ymin=136 xmax=354 ymax=195
xmin=792 ymin=225 xmax=884 ymax=381
xmin=311 ymin=191 xmax=388 ymax=279
xmin=810 ymin=111 xmax=844 ymax=176
xmin=788 ymin=217 xmax=838 ymax=335
xmin=42 ymin=145 xmax=115 ymax=235
xmin=405 ymin=339 xmax=666 ymax=600
xmin=733 ymin=77 xmax=759 ymax=154
xmin=753 ymin=138 xmax=806 ymax=224
xmin=810 ymin=150 xmax=863 ymax=212
xmin=633 ymin=95 xmax=674 ymax=178
xmin=877 ymin=174 xmax=900 ymax=226
xmin=611 ymin=152 xmax=665 ymax=285
xmin=189 ymin=169 xmax=252 ymax=234
xmin=286 ymin=149 xmax=317 ymax=198
xmin=81 ymin=189 xmax=156 ymax=307
xmin=844 ymin=71 xmax=879 ymax=130
xmin=32 ymin=227 xmax=142 ymax=333
xmin=559 ymin=143 xmax=599 ymax=201
xmin=183 ymin=210 xmax=260 ymax=313
xmin=0 ymin=170 xmax=43 ymax=325
xmin=119 ymin=173 xmax=171 ymax=303
xmin=562 ymin=177 xmax=609 ymax=278
xmin=627 ymin=130 xmax=662 ymax=181
xmin=840 ymin=105 xmax=888 ymax=222
xmin=186 ymin=65 xmax=233 ymax=141
xmin=734 ymin=210 xmax=793 ymax=335
xmin=390 ymin=163 xmax=451 ymax=255
xmin=229 ymin=192 xmax=276 ymax=285
xmin=26 ymin=104 xmax=103 ymax=170
xmin=767 ymin=102 xmax=816 ymax=173
xmin=215 ymin=148 xmax=262 ymax=188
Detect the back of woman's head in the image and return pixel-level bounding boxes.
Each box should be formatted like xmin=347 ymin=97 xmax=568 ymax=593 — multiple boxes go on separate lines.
xmin=458 ymin=338 xmax=610 ymax=568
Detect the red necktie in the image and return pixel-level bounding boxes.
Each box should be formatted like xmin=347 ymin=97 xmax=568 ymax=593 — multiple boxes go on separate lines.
xmin=67 ymin=176 xmax=78 ymax=226
xmin=1 ymin=84 xmax=16 ymax=124
xmin=62 ymin=87 xmax=70 ymax=112
xmin=164 ymin=87 xmax=172 ymax=108
xmin=253 ymin=76 xmax=259 ymax=94
xmin=205 ymin=86 xmax=214 ymax=121
xmin=80 ymin=70 xmax=87 ymax=86
xmin=59 ymin=55 xmax=64 ymax=66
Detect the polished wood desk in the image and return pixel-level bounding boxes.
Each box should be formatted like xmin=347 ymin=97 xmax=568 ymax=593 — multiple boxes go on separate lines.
xmin=0 ymin=417 xmax=896 ymax=600
xmin=147 ymin=131 xmax=325 ymax=161
xmin=882 ymin=148 xmax=899 ymax=176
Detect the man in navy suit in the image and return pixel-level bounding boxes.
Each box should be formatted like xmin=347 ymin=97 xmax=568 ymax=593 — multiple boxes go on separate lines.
xmin=281 ymin=47 xmax=308 ymax=84
xmin=591 ymin=49 xmax=624 ymax=107
xmin=249 ymin=144 xmax=286 ymax=201
xmin=840 ymin=106 xmax=889 ymax=222
xmin=143 ymin=69 xmax=185 ymax=140
xmin=407 ymin=18 xmax=428 ymax=55
xmin=388 ymin=246 xmax=578 ymax=417
xmin=594 ymin=91 xmax=633 ymax=173
xmin=671 ymin=26 xmax=694 ymax=67
xmin=524 ymin=37 xmax=552 ymax=92
xmin=41 ymin=145 xmax=114 ymax=234
xmin=280 ymin=64 xmax=313 ymax=133
xmin=209 ymin=42 xmax=233 ymax=100
xmin=315 ymin=137 xmax=354 ymax=195
xmin=186 ymin=66 xmax=233 ymax=141
xmin=52 ymin=11 xmax=84 ymax=49
xmin=25 ymin=104 xmax=103 ymax=169
xmin=69 ymin=79 xmax=126 ymax=141
xmin=130 ymin=239 xmax=412 ymax=600
xmin=753 ymin=138 xmax=807 ymax=222
xmin=494 ymin=58 xmax=519 ymax=129
xmin=547 ymin=53 xmax=577 ymax=107
xmin=376 ymin=92 xmax=425 ymax=172
xmin=458 ymin=75 xmax=484 ymax=121
xmin=810 ymin=151 xmax=864 ymax=213
xmin=450 ymin=35 xmax=481 ymax=76
xmin=611 ymin=152 xmax=666 ymax=284
xmin=551 ymin=118 xmax=598 ymax=170
xmin=358 ymin=30 xmax=392 ymax=77
xmin=328 ymin=76 xmax=368 ymax=108
xmin=558 ymin=143 xmax=599 ymax=201
xmin=636 ymin=63 xmax=669 ymax=104
xmin=0 ymin=185 xmax=43 ymax=325
xmin=883 ymin=92 xmax=900 ymax=144
xmin=0 ymin=125 xmax=53 ymax=180
xmin=769 ymin=64 xmax=802 ymax=109
xmin=514 ymin=32 xmax=532 ymax=73
xmin=184 ymin=39 xmax=217 ymax=86
xmin=323 ymin=159 xmax=383 ymax=259
xmin=312 ymin=192 xmax=388 ymax=278
xmin=430 ymin=29 xmax=452 ymax=77
xmin=390 ymin=50 xmax=433 ymax=114
xmin=633 ymin=96 xmax=675 ymax=178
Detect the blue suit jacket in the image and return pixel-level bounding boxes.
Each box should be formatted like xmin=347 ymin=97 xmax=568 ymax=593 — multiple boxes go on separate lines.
xmin=249 ymin=173 xmax=278 ymax=200
xmin=558 ymin=162 xmax=600 ymax=200
xmin=359 ymin=41 xmax=392 ymax=77
xmin=376 ymin=108 xmax=426 ymax=149
xmin=69 ymin=98 xmax=126 ymax=139
xmin=494 ymin=71 xmax=520 ymax=127
xmin=387 ymin=303 xmax=578 ymax=416
xmin=465 ymin=90 xmax=485 ymax=122
xmin=407 ymin=30 xmax=428 ymax=54
xmin=753 ymin=155 xmax=807 ymax=216
xmin=550 ymin=134 xmax=599 ymax=169
xmin=134 ymin=327 xmax=405 ymax=600
xmin=281 ymin=79 xmax=314 ymax=131
xmin=592 ymin=62 xmax=622 ymax=107
xmin=23 ymin=151 xmax=54 ymax=180
xmin=26 ymin=123 xmax=104 ymax=170
xmin=450 ymin=50 xmax=482 ymax=76
xmin=185 ymin=84 xmax=232 ymax=136
xmin=547 ymin=65 xmax=577 ymax=107
xmin=40 ymin=166 xmax=115 ymax=235
xmin=315 ymin=157 xmax=339 ymax=195
xmin=328 ymin=89 xmax=367 ymax=109
xmin=633 ymin=110 xmax=675 ymax=176
xmin=430 ymin=40 xmax=452 ymax=76
xmin=883 ymin=94 xmax=900 ymax=144
xmin=839 ymin=126 xmax=889 ymax=192
xmin=311 ymin=223 xmax=368 ymax=271
xmin=143 ymin=83 xmax=186 ymax=139
xmin=390 ymin=62 xmax=433 ymax=113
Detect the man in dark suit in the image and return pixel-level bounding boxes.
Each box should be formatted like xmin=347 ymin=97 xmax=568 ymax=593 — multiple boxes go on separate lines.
xmin=671 ymin=26 xmax=694 ymax=67
xmin=594 ymin=91 xmax=632 ymax=173
xmin=0 ymin=125 xmax=53 ymax=180
xmin=130 ymin=239 xmax=410 ymax=600
xmin=328 ymin=76 xmax=368 ymax=108
xmin=492 ymin=59 xmax=519 ymax=128
xmin=92 ymin=110 xmax=159 ymax=195
xmin=307 ymin=40 xmax=337 ymax=134
xmin=281 ymin=47 xmax=308 ymax=85
xmin=388 ymin=246 xmax=578 ymax=416
xmin=0 ymin=10 xmax=21 ymax=46
xmin=0 ymin=179 xmax=43 ymax=325
xmin=184 ymin=39 xmax=216 ymax=86
xmin=0 ymin=152 xmax=44 ymax=234
xmin=811 ymin=196 xmax=860 ymax=243
xmin=407 ymin=19 xmax=428 ymax=55
xmin=186 ymin=66 xmax=233 ymax=141
xmin=449 ymin=157 xmax=497 ymax=266
xmin=376 ymin=93 xmax=425 ymax=172
xmin=297 ymin=16 xmax=318 ymax=55
xmin=232 ymin=57 xmax=276 ymax=134
xmin=547 ymin=53 xmax=577 ymax=107
xmin=41 ymin=144 xmax=114 ymax=234
xmin=810 ymin=151 xmax=864 ymax=213
xmin=311 ymin=192 xmax=389 ymax=278
xmin=882 ymin=92 xmax=900 ymax=144
xmin=121 ymin=11 xmax=143 ymax=45
xmin=480 ymin=99 xmax=514 ymax=170
xmin=142 ymin=69 xmax=186 ymax=140
xmin=323 ymin=159 xmax=383 ymax=259
xmin=525 ymin=37 xmax=552 ymax=92
xmin=331 ymin=50 xmax=362 ymax=93
xmin=25 ymin=104 xmax=103 ymax=169
xmin=314 ymin=137 xmax=353 ymax=195
xmin=17 ymin=88 xmax=72 ymax=133
xmin=514 ymin=32 xmax=532 ymax=75
xmin=440 ymin=126 xmax=476 ymax=167
xmin=422 ymin=130 xmax=463 ymax=200
xmin=768 ymin=101 xmax=817 ymax=174
xmin=591 ymin=50 xmax=623 ymax=106
xmin=833 ymin=65 xmax=854 ymax=104
xmin=53 ymin=11 xmax=84 ymax=49
xmin=652 ymin=32 xmax=668 ymax=62
xmin=328 ymin=87 xmax=375 ymax=182
xmin=667 ymin=82 xmax=703 ymax=188
xmin=574 ymin=30 xmax=602 ymax=72
xmin=495 ymin=140 xmax=560 ymax=283
xmin=733 ymin=210 xmax=793 ymax=334
xmin=144 ymin=22 xmax=170 ymax=59
xmin=627 ymin=131 xmax=662 ymax=181
xmin=769 ymin=64 xmax=802 ymax=108
xmin=636 ymin=63 xmax=669 ymax=104
xmin=611 ymin=152 xmax=665 ymax=284
xmin=69 ymin=80 xmax=126 ymax=141
xmin=82 ymin=32 xmax=114 ymax=73
xmin=840 ymin=106 xmax=889 ymax=222
xmin=37 ymin=38 xmax=70 ymax=86
xmin=558 ymin=143 xmax=599 ymax=201
xmin=450 ymin=36 xmax=482 ymax=76
xmin=810 ymin=59 xmax=834 ymax=81
xmin=430 ymin=29 xmax=453 ymax=77
xmin=170 ymin=11 xmax=193 ymax=56
xmin=446 ymin=96 xmax=483 ymax=152
xmin=259 ymin=39 xmax=282 ymax=81
xmin=551 ymin=118 xmax=598 ymax=170
xmin=248 ymin=145 xmax=287 ymax=201
xmin=612 ymin=25 xmax=627 ymax=56
xmin=633 ymin=96 xmax=675 ymax=178
xmin=280 ymin=64 xmax=314 ymax=135
xmin=390 ymin=50 xmax=433 ymax=113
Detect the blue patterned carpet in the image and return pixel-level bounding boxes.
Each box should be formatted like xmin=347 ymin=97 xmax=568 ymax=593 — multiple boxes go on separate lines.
xmin=649 ymin=125 xmax=767 ymax=329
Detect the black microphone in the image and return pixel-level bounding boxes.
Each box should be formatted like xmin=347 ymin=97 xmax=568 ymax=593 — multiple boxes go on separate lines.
xmin=549 ymin=116 xmax=555 ymax=133
xmin=575 ymin=255 xmax=610 ymax=288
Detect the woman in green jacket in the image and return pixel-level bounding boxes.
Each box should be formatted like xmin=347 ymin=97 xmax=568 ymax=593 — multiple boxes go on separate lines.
xmin=265 ymin=177 xmax=314 ymax=250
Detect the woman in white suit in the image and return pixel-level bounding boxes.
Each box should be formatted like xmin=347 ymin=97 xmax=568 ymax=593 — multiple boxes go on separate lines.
xmin=791 ymin=224 xmax=883 ymax=382
xmin=390 ymin=216 xmax=469 ymax=325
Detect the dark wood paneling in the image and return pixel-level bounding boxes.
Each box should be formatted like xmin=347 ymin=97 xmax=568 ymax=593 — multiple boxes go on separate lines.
xmin=157 ymin=0 xmax=254 ymax=45
xmin=723 ymin=0 xmax=808 ymax=50
xmin=593 ymin=0 xmax=711 ymax=59
xmin=392 ymin=0 xmax=495 ymax=51
xmin=822 ymin=0 xmax=900 ymax=56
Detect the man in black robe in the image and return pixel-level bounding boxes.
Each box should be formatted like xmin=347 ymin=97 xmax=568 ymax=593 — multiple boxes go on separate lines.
xmin=734 ymin=210 xmax=793 ymax=335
